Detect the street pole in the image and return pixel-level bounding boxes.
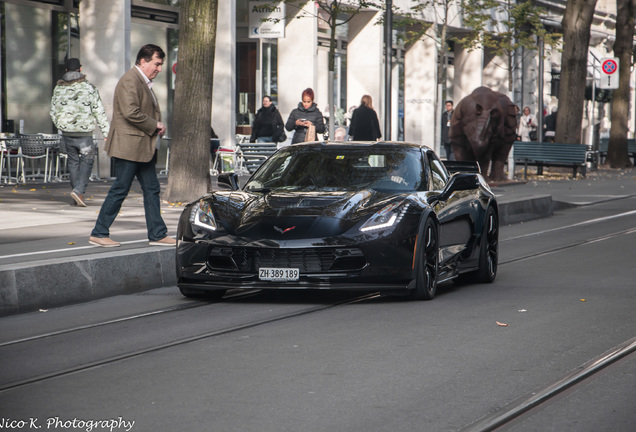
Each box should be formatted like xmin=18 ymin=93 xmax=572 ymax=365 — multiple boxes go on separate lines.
xmin=384 ymin=0 xmax=392 ymax=141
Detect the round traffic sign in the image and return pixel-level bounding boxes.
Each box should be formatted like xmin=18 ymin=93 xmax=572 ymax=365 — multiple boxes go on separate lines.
xmin=602 ymin=59 xmax=617 ymax=75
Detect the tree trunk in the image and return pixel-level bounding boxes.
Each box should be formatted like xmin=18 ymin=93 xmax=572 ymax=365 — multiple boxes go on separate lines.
xmin=555 ymin=0 xmax=597 ymax=144
xmin=165 ymin=0 xmax=218 ymax=203
xmin=606 ymin=0 xmax=635 ymax=168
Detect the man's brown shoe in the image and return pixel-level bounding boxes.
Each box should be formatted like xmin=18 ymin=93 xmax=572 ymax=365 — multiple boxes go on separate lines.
xmin=149 ymin=236 xmax=176 ymax=246
xmin=89 ymin=236 xmax=121 ymax=247
xmin=71 ymin=191 xmax=87 ymax=207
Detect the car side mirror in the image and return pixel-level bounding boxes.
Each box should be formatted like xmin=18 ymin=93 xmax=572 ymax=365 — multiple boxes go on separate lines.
xmin=435 ymin=173 xmax=479 ymax=202
xmin=217 ymin=172 xmax=240 ymax=191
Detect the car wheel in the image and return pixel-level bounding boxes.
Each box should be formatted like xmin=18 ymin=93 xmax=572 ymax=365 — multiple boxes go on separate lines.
xmin=475 ymin=207 xmax=498 ymax=283
xmin=409 ymin=218 xmax=439 ymax=300
xmin=179 ymin=287 xmax=227 ymax=300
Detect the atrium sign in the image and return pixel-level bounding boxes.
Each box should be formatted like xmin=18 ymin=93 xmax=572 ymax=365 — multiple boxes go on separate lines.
xmin=249 ymin=1 xmax=286 ymax=39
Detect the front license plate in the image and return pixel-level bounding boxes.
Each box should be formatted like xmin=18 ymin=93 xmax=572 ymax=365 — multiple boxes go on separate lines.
xmin=259 ymin=267 xmax=300 ymax=281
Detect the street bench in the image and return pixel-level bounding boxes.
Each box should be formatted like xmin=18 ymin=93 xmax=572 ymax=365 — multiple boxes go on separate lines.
xmin=598 ymin=138 xmax=636 ymax=164
xmin=237 ymin=142 xmax=278 ymax=173
xmin=513 ymin=141 xmax=587 ymax=179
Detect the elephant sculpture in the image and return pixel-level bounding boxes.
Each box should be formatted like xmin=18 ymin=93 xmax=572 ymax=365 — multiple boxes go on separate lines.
xmin=449 ymin=87 xmax=518 ymax=181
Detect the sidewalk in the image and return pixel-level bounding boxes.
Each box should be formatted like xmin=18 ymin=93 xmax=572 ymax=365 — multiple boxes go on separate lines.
xmin=2 ymin=167 xmax=635 ymax=316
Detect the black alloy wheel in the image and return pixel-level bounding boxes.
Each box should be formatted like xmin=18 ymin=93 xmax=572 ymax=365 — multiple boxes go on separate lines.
xmin=409 ymin=218 xmax=439 ymax=300
xmin=476 ymin=207 xmax=498 ymax=283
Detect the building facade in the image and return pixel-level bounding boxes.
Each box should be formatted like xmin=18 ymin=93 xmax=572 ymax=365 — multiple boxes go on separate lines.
xmin=0 ymin=0 xmax=633 ymax=175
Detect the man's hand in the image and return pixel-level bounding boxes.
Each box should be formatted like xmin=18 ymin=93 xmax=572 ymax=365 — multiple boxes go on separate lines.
xmin=157 ymin=121 xmax=166 ymax=137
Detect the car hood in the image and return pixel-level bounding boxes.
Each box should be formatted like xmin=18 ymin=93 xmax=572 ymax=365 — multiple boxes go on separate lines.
xmin=209 ymin=189 xmax=402 ymax=240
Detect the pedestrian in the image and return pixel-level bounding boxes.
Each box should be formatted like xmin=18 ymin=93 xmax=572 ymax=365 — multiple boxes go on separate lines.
xmin=285 ymin=88 xmax=325 ymax=144
xmin=50 ymin=58 xmax=110 ymax=207
xmin=250 ymin=95 xmax=285 ymax=143
xmin=348 ymin=95 xmax=381 ymax=141
xmin=441 ymin=100 xmax=454 ymax=160
xmin=518 ymin=106 xmax=538 ymax=142
xmin=544 ymin=106 xmax=557 ymax=142
xmin=89 ymin=44 xmax=175 ymax=248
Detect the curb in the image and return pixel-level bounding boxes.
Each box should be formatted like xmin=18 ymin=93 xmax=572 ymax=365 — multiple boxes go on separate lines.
xmin=0 ymin=248 xmax=175 ymax=317
xmin=498 ymin=194 xmax=553 ymax=225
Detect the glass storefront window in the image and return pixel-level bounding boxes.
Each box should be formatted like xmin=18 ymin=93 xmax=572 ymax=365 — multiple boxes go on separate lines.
xmin=237 ymin=42 xmax=257 ymax=127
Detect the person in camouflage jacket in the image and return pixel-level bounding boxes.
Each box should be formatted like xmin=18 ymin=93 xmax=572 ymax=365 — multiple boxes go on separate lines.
xmin=50 ymin=58 xmax=110 ymax=207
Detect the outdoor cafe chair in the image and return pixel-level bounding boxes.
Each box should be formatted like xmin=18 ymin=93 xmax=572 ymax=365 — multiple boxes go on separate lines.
xmin=19 ymin=133 xmax=51 ymax=182
xmin=40 ymin=133 xmax=66 ymax=181
xmin=0 ymin=138 xmax=24 ymax=184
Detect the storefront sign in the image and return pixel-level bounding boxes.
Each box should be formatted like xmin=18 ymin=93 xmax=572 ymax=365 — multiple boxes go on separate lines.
xmin=249 ymin=1 xmax=285 ymax=39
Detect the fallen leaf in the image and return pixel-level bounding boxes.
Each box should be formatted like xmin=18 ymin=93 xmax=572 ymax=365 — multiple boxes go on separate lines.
xmin=580 ymin=299 xmax=586 ymax=302
xmin=68 ymin=242 xmax=76 ymax=245
xmin=29 ymin=188 xmax=36 ymax=191
xmin=496 ymin=321 xmax=510 ymax=327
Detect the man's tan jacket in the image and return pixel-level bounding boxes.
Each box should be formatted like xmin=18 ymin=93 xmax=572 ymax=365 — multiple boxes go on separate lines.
xmin=105 ymin=67 xmax=161 ymax=163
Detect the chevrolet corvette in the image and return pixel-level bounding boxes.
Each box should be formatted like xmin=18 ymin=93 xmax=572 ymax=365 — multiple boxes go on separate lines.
xmin=176 ymin=141 xmax=498 ymax=300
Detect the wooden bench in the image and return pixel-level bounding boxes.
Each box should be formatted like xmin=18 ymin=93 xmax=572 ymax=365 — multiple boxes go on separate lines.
xmin=513 ymin=141 xmax=587 ymax=179
xmin=598 ymin=138 xmax=636 ymax=164
xmin=237 ymin=142 xmax=278 ymax=173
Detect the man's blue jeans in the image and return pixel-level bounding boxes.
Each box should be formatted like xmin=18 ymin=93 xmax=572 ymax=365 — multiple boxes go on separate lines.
xmin=91 ymin=153 xmax=167 ymax=241
xmin=64 ymin=135 xmax=95 ymax=194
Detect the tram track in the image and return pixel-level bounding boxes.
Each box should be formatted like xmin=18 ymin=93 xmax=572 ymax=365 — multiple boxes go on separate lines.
xmin=0 ymin=292 xmax=380 ymax=393
xmin=462 ymin=337 xmax=636 ymax=432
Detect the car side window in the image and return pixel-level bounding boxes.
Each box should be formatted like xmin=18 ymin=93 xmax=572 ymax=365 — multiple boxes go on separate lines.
xmin=428 ymin=154 xmax=448 ymax=191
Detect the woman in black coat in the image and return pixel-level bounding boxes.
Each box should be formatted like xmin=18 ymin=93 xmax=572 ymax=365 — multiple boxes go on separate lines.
xmin=285 ymin=88 xmax=325 ymax=144
xmin=250 ymin=95 xmax=285 ymax=143
xmin=349 ymin=94 xmax=382 ymax=141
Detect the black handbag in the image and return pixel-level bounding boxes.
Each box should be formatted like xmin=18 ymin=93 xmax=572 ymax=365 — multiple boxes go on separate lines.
xmin=275 ymin=124 xmax=287 ymax=143
xmin=529 ymin=130 xmax=538 ymax=141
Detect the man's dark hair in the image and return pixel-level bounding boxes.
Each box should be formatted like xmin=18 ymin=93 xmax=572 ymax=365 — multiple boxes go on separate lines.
xmin=135 ymin=44 xmax=165 ymax=65
xmin=445 ymin=100 xmax=453 ymax=106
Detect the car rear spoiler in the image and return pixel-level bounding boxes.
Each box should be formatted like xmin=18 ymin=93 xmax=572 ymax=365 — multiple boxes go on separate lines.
xmin=443 ymin=160 xmax=481 ymax=174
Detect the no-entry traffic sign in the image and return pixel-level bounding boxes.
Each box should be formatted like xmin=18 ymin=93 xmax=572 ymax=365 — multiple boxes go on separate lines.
xmin=600 ymin=58 xmax=619 ymax=89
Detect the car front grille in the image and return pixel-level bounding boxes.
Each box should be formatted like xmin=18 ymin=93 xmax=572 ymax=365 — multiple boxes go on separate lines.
xmin=208 ymin=247 xmax=367 ymax=273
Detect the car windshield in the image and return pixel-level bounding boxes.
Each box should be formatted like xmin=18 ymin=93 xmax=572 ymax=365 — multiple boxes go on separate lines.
xmin=244 ymin=144 xmax=426 ymax=192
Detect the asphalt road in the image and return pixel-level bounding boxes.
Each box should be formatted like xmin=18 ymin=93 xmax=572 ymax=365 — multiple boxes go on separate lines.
xmin=1 ymin=196 xmax=635 ymax=432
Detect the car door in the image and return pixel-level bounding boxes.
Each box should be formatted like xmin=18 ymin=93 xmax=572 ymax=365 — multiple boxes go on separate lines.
xmin=425 ymin=152 xmax=476 ymax=275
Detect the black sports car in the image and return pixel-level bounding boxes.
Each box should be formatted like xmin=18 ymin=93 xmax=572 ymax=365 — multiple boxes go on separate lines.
xmin=176 ymin=141 xmax=498 ymax=300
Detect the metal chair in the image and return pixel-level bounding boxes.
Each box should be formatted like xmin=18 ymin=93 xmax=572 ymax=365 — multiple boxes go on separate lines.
xmin=40 ymin=133 xmax=65 ymax=181
xmin=19 ymin=134 xmax=51 ymax=182
xmin=0 ymin=138 xmax=24 ymax=184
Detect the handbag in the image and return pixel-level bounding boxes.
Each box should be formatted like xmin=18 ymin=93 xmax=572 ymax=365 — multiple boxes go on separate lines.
xmin=529 ymin=130 xmax=538 ymax=141
xmin=305 ymin=123 xmax=316 ymax=142
xmin=274 ymin=124 xmax=287 ymax=143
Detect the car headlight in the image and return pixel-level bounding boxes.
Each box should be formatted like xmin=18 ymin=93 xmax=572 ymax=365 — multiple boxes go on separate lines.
xmin=189 ymin=199 xmax=218 ymax=233
xmin=360 ymin=202 xmax=409 ymax=232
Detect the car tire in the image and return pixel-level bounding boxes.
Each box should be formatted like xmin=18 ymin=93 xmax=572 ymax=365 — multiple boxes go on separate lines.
xmin=179 ymin=287 xmax=227 ymax=300
xmin=458 ymin=206 xmax=498 ymax=284
xmin=409 ymin=217 xmax=439 ymax=300
xmin=475 ymin=206 xmax=498 ymax=283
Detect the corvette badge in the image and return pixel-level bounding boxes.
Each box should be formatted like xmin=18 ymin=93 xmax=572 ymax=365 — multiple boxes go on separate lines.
xmin=274 ymin=226 xmax=296 ymax=234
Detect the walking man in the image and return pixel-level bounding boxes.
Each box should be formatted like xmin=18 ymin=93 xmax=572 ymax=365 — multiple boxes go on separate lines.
xmin=441 ymin=100 xmax=454 ymax=160
xmin=89 ymin=44 xmax=175 ymax=248
xmin=50 ymin=58 xmax=109 ymax=207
